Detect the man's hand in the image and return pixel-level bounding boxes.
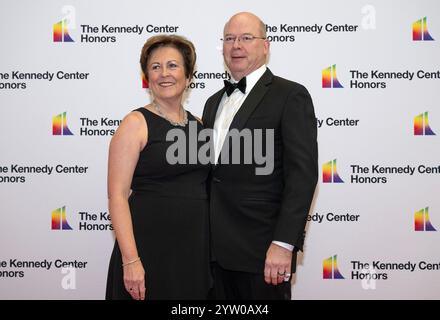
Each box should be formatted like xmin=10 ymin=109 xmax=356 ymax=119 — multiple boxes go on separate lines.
xmin=264 ymin=243 xmax=292 ymax=285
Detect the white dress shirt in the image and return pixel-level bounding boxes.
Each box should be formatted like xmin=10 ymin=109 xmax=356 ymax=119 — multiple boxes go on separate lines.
xmin=213 ymin=64 xmax=294 ymax=252
xmin=213 ymin=65 xmax=267 ymax=163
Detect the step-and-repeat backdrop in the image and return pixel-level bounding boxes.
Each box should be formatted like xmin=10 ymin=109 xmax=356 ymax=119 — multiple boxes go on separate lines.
xmin=1 ymin=0 xmax=439 ymax=299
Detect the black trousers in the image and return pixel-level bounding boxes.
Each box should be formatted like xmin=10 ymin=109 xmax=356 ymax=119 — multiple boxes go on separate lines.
xmin=209 ymin=262 xmax=291 ymax=300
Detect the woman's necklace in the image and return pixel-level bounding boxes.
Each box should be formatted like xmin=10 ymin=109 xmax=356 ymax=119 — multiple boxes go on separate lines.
xmin=153 ymin=100 xmax=188 ymax=127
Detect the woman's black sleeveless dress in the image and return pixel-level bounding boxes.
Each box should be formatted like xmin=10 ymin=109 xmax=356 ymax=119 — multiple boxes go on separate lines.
xmin=106 ymin=107 xmax=211 ymax=300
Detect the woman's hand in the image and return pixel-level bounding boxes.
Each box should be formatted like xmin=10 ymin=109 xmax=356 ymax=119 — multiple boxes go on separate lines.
xmin=123 ymin=260 xmax=146 ymax=300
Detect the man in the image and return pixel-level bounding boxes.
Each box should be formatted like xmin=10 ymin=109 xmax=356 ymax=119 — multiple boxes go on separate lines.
xmin=202 ymin=12 xmax=318 ymax=300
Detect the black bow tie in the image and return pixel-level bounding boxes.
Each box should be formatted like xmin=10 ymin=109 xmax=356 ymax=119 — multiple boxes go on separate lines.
xmin=223 ymin=77 xmax=246 ymax=96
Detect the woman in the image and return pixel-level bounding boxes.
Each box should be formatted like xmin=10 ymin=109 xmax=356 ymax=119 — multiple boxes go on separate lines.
xmin=105 ymin=35 xmax=210 ymax=300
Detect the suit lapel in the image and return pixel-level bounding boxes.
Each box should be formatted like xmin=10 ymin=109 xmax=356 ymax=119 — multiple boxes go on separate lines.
xmin=206 ymin=89 xmax=226 ymax=129
xmin=230 ymin=68 xmax=273 ymax=131
xmin=216 ymin=68 xmax=274 ymax=165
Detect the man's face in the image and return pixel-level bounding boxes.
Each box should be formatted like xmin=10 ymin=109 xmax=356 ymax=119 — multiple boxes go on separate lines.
xmin=223 ymin=14 xmax=269 ymax=80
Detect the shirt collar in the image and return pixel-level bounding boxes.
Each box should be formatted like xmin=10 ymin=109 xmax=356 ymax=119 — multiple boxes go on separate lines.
xmin=231 ymin=64 xmax=267 ymax=94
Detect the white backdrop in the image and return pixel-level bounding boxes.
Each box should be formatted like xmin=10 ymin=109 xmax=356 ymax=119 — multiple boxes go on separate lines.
xmin=0 ymin=0 xmax=439 ymax=299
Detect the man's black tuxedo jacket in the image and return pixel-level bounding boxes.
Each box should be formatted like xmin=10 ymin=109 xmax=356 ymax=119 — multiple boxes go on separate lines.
xmin=202 ymin=68 xmax=318 ymax=274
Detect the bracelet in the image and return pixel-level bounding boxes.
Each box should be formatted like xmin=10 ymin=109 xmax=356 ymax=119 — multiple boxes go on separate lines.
xmin=122 ymin=257 xmax=141 ymax=267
